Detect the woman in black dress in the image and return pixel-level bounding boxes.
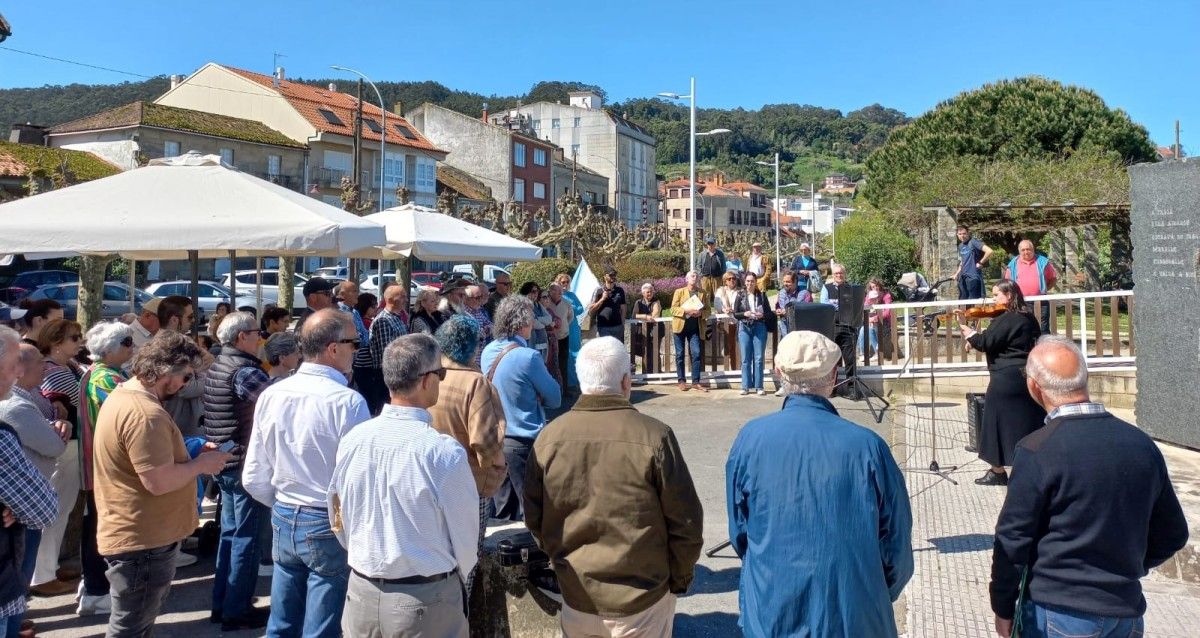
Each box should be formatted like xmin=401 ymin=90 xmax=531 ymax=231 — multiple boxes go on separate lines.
xmin=956 ymin=279 xmax=1045 ymax=486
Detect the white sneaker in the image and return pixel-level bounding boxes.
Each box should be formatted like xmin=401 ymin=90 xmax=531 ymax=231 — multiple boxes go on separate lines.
xmin=77 ymin=592 xmax=112 ymax=615
xmin=258 ymin=563 xmax=273 ymax=577
xmin=757 ymin=389 xmax=766 ymax=396
xmin=739 ymin=389 xmax=749 ymax=396
xmin=173 ymin=552 xmax=198 ymax=568
xmin=774 ymin=387 xmax=786 ymax=397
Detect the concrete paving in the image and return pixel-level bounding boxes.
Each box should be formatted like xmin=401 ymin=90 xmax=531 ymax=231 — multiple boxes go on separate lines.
xmin=23 ymin=385 xmax=1200 ymax=637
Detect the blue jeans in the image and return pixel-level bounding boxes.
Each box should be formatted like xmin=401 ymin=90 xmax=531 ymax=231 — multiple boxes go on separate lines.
xmin=1021 ymin=601 xmax=1143 ymax=638
xmin=858 ymin=325 xmax=879 ymax=354
xmin=212 ymin=471 xmax=267 ymax=620
xmin=268 ymin=504 xmax=349 ymax=638
xmin=674 ymin=330 xmax=701 ymax=384
xmin=3 ymin=528 xmax=41 ymax=636
xmin=958 ymin=274 xmax=984 ymax=300
xmin=738 ymin=322 xmax=766 ymax=391
xmin=491 ymin=437 xmax=532 ymax=522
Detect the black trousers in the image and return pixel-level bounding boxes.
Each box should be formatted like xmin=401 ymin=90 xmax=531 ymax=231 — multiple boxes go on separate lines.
xmin=557 ymin=336 xmax=571 ymax=393
xmin=834 ymin=323 xmax=858 ymax=395
xmin=353 ymin=366 xmax=387 ymax=416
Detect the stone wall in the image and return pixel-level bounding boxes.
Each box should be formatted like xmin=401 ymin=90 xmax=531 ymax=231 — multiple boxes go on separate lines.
xmin=882 ymin=370 xmax=1137 ymax=409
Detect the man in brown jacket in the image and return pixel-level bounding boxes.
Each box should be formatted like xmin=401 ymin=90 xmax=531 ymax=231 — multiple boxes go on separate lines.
xmin=670 ymin=270 xmax=711 ymax=392
xmin=428 ymin=315 xmax=506 ymax=593
xmin=525 ymin=336 xmax=703 ymax=637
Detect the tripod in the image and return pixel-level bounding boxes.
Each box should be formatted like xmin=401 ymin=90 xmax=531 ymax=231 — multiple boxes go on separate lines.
xmin=899 ymin=320 xmax=958 ymax=485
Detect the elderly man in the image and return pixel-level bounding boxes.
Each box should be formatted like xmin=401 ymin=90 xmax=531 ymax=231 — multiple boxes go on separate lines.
xmin=789 ymin=242 xmax=820 ymax=290
xmin=481 ymin=296 xmax=560 ymax=522
xmin=526 ymin=337 xmax=703 ymax=637
xmin=330 ymin=334 xmax=479 ymax=636
xmin=429 ymin=315 xmax=506 ymax=593
xmin=727 ymin=331 xmax=912 ymax=636
xmin=1008 ymin=239 xmax=1058 ymax=334
xmin=819 ymin=263 xmax=860 ymax=398
xmin=243 ymin=309 xmax=370 ymax=638
xmin=125 ymin=297 xmax=161 ymax=362
xmin=359 ymin=282 xmax=408 ymax=415
xmin=0 ymin=342 xmax=68 ymax=633
xmin=294 ymin=277 xmax=336 ymax=334
xmin=438 ymin=277 xmax=470 ymax=317
xmin=990 ymin=335 xmax=1187 ymax=638
xmin=547 ymin=283 xmax=574 ymax=396
xmin=202 ymin=312 xmax=272 ymax=631
xmin=93 ymin=331 xmax=232 ymax=637
xmin=746 ymin=242 xmax=772 ymax=291
xmin=954 ymin=224 xmax=993 ymax=300
xmin=588 ymin=267 xmax=627 ymax=343
xmin=670 ymin=271 xmax=711 ymax=393
xmin=698 ymin=237 xmax=726 ymax=300
xmin=0 ymin=326 xmax=59 ymax=638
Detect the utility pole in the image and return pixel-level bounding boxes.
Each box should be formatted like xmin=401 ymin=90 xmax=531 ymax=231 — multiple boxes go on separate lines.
xmin=571 ymin=147 xmax=578 ymax=197
xmin=1176 ymin=120 xmax=1183 ymax=159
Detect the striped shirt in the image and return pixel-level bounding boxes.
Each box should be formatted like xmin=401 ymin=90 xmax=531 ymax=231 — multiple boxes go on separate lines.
xmin=0 ymin=426 xmax=58 ymax=617
xmin=367 ymin=309 xmax=408 ymax=369
xmin=329 ymin=405 xmax=479 ymax=579
xmin=41 ymin=360 xmax=82 ymax=409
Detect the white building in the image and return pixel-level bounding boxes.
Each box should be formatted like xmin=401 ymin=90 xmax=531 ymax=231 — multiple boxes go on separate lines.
xmin=490 ymin=91 xmax=656 ymax=227
xmin=773 ymin=196 xmax=853 ymax=237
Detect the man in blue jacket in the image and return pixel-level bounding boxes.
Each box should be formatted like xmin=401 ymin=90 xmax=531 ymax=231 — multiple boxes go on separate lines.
xmin=726 ymin=330 xmax=912 ymax=637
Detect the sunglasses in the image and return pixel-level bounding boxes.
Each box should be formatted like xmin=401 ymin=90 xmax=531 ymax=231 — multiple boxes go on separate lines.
xmin=120 ymin=336 xmax=134 ymax=348
xmin=337 ymin=338 xmax=361 ymax=348
xmin=421 ymin=366 xmax=447 ymax=381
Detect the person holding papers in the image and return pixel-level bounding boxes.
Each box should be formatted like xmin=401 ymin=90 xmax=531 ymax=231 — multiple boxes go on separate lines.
xmin=670 ymin=271 xmax=711 ymax=393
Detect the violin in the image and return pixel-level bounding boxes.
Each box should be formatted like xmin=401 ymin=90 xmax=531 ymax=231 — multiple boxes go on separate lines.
xmin=962 ymin=301 xmax=1008 ymax=320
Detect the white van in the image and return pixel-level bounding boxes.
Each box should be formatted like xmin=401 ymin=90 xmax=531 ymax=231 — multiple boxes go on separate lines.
xmin=452 ymin=264 xmax=511 ymax=284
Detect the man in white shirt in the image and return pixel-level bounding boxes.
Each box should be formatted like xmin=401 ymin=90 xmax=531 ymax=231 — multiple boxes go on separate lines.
xmin=243 ymin=309 xmax=370 ymax=638
xmin=126 ymin=297 xmax=161 ymax=353
xmin=330 ymin=333 xmax=478 ymax=637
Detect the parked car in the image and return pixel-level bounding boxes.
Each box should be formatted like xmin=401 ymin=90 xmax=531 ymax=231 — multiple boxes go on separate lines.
xmin=312 ymin=265 xmax=349 ymax=282
xmin=144 ymin=280 xmax=277 ymax=325
xmin=12 ymin=269 xmax=78 ymax=291
xmin=0 ymin=287 xmax=30 ymax=305
xmin=410 ymin=271 xmax=443 ymax=290
xmin=452 ymin=264 xmax=510 ymax=284
xmin=219 ymin=270 xmax=309 ymax=312
xmin=359 ymin=273 xmax=422 ymax=299
xmin=26 ymin=282 xmax=153 ymax=321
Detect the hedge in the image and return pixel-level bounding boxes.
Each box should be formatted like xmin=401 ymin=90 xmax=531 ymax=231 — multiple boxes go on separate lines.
xmin=614 ymin=250 xmax=688 ymax=286
xmin=511 ymin=258 xmax=575 ymax=289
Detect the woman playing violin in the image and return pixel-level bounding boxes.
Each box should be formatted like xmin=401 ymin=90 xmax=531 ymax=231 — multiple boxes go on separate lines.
xmin=955 ymin=279 xmax=1045 ymax=486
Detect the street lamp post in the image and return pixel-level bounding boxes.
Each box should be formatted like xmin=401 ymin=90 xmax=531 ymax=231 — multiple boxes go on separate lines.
xmin=659 ymin=78 xmax=730 ymax=271
xmin=757 ymin=154 xmax=799 ymax=283
xmin=331 ymin=65 xmax=386 ymax=213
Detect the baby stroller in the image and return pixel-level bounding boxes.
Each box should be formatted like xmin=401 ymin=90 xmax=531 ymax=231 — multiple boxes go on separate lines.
xmin=895 ymin=272 xmax=954 ymax=336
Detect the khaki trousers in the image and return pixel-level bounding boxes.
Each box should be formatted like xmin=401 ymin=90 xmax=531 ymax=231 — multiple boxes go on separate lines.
xmin=560 ymin=593 xmax=676 ymax=638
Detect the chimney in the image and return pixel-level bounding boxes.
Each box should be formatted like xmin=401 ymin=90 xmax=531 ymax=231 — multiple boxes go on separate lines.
xmin=392 ymin=100 xmax=404 ymax=116
xmin=327 ymin=82 xmax=337 ymax=92
xmin=481 ymin=101 xmax=489 ymax=123
xmin=169 ymin=74 xmax=182 ymax=90
xmin=273 ymin=66 xmax=284 ymax=87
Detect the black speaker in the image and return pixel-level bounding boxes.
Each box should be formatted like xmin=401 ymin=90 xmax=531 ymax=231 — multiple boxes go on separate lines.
xmin=834 ymin=284 xmax=867 ymax=328
xmin=785 ymin=303 xmax=836 ymax=339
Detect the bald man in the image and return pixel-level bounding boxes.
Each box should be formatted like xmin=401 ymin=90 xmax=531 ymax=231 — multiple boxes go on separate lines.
xmin=989 ymin=335 xmax=1187 ymax=638
xmin=1007 ymin=240 xmax=1057 ymax=333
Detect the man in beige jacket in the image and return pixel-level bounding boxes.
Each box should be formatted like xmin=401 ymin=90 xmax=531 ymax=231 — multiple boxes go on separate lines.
xmin=525 ymin=337 xmax=703 ymax=637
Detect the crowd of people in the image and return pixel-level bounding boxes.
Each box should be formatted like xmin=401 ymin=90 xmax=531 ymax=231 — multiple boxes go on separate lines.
xmin=0 ymin=231 xmax=1189 ymax=638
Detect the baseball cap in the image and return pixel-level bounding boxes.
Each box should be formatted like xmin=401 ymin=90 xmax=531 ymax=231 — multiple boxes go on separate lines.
xmin=302 ymin=277 xmax=336 ymax=298
xmin=0 ymin=304 xmax=26 ymax=322
xmin=705 ymin=236 xmax=716 ymax=244
xmin=774 ymin=331 xmax=841 ymax=383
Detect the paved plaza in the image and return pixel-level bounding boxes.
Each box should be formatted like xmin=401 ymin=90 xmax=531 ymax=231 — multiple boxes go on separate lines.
xmin=24 ymin=386 xmax=1200 ymax=637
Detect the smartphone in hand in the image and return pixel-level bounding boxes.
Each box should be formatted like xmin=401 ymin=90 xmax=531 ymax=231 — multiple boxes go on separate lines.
xmin=217 ymin=440 xmax=237 ymax=454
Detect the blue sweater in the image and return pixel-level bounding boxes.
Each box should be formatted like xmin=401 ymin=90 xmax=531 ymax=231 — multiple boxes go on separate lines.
xmin=480 ymin=336 xmax=561 ymax=441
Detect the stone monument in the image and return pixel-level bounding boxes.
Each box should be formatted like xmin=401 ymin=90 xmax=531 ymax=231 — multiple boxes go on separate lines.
xmin=1128 ymin=159 xmax=1200 ymax=448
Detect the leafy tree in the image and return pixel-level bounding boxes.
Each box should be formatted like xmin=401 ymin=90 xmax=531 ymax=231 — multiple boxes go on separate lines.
xmin=862 ymin=77 xmax=1157 ymax=211
xmin=524 ymin=81 xmax=606 ymax=105
xmin=832 ymin=211 xmax=918 ymax=294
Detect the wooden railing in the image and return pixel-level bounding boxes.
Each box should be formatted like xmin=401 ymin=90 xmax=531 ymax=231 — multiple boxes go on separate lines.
xmin=625 ymin=290 xmax=1136 ymax=384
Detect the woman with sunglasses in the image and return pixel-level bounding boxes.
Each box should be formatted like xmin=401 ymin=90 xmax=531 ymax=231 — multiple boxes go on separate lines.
xmin=74 ymin=320 xmax=135 ymax=613
xmin=24 ymin=319 xmax=87 ymax=598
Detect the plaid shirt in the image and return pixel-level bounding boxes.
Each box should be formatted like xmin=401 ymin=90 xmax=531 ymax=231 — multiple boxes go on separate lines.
xmin=233 ymin=366 xmax=272 ymax=403
xmin=1044 ymin=401 xmax=1107 ymax=424
xmin=0 ymin=426 xmax=59 ymax=617
xmin=368 ymin=309 xmax=409 ymax=369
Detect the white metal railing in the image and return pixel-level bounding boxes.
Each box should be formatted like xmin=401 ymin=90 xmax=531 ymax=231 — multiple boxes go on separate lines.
xmin=623 ymin=290 xmax=1136 ymax=384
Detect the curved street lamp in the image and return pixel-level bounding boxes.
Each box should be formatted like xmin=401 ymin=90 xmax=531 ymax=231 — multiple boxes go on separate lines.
xmin=330 ymin=65 xmax=386 ymax=213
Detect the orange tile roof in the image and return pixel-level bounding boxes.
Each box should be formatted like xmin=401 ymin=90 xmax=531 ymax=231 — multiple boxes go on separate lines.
xmin=722 ymin=181 xmax=768 ymax=193
xmin=224 ymin=66 xmax=446 ymax=156
xmin=0 ymin=152 xmax=27 ymax=177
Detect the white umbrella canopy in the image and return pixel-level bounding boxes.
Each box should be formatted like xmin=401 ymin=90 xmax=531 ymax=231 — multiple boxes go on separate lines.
xmin=0 ymin=152 xmax=386 ymax=259
xmin=347 ymin=203 xmax=542 ymax=262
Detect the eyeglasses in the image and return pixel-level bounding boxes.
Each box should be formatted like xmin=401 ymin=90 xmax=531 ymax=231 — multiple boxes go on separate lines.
xmin=337 ymin=338 xmax=361 ymax=348
xmin=421 ymin=366 xmax=447 ymax=381
xmin=120 ymin=336 xmax=134 ymax=348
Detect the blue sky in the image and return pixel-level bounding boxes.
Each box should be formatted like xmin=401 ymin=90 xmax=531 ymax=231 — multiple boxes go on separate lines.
xmin=1 ymin=0 xmax=1195 ymax=146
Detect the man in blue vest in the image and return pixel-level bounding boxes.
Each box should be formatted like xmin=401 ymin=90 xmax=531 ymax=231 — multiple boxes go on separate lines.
xmin=1008 ymin=239 xmax=1058 ymax=334
xmin=954 ymin=225 xmax=993 ymax=300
